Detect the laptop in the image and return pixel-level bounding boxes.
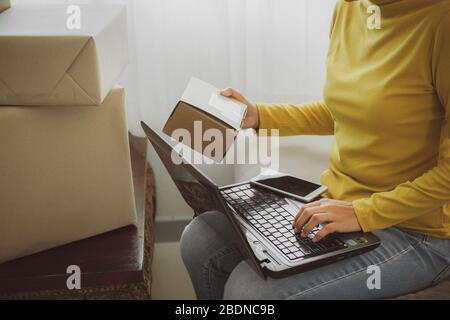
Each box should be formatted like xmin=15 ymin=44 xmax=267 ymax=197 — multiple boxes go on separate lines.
xmin=141 ymin=122 xmax=380 ymax=279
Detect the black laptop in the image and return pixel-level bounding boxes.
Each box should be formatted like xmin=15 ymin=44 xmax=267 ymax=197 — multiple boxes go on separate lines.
xmin=141 ymin=122 xmax=380 ymax=279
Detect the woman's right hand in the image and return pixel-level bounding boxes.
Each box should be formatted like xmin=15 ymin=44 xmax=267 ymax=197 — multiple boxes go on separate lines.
xmin=220 ymin=88 xmax=259 ymax=129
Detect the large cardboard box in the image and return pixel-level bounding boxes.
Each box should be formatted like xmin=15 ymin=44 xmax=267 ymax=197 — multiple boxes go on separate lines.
xmin=0 ymin=87 xmax=137 ymax=263
xmin=163 ymin=78 xmax=247 ymax=161
xmin=0 ymin=0 xmax=10 ymax=13
xmin=0 ymin=4 xmax=128 ymax=106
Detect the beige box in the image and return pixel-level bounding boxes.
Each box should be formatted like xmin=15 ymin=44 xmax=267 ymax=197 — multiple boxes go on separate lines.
xmin=0 ymin=4 xmax=128 ymax=106
xmin=0 ymin=87 xmax=137 ymax=263
xmin=0 ymin=0 xmax=10 ymax=13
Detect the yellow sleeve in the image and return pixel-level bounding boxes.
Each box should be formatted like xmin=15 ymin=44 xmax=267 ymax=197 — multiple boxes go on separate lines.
xmin=257 ymin=101 xmax=335 ymax=136
xmin=353 ymin=12 xmax=450 ymax=232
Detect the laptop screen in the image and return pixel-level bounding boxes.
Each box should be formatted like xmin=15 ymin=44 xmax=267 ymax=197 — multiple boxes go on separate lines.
xmin=141 ymin=122 xmax=266 ymax=279
xmin=150 ymin=136 xmax=221 ymax=215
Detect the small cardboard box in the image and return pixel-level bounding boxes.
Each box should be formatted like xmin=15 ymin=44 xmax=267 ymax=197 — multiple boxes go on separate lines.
xmin=163 ymin=78 xmax=247 ymax=161
xmin=0 ymin=4 xmax=128 ymax=106
xmin=0 ymin=87 xmax=137 ymax=263
xmin=0 ymin=0 xmax=10 ymax=13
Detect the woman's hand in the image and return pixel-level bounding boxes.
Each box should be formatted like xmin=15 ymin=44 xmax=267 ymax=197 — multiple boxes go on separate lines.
xmin=292 ymin=199 xmax=362 ymax=242
xmin=220 ymin=88 xmax=259 ymax=129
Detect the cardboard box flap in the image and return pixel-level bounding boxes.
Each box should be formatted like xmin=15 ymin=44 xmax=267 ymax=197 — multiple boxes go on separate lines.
xmin=180 ymin=77 xmax=247 ymax=130
xmin=0 ymin=0 xmax=10 ymax=13
xmin=0 ymin=4 xmax=128 ymax=106
xmin=0 ymin=36 xmax=95 ymax=96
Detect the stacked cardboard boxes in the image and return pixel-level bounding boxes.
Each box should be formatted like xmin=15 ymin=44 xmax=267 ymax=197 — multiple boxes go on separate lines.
xmin=0 ymin=4 xmax=137 ymax=263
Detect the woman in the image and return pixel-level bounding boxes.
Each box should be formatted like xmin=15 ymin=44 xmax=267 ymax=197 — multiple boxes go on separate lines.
xmin=180 ymin=0 xmax=450 ymax=299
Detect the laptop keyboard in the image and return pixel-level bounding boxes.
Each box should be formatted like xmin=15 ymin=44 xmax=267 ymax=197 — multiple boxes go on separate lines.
xmin=221 ymin=184 xmax=347 ymax=261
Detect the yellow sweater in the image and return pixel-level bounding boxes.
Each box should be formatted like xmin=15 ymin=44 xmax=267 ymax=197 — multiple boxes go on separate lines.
xmin=257 ymin=0 xmax=450 ymax=238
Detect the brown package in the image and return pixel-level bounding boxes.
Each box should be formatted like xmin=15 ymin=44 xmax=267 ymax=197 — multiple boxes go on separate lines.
xmin=163 ymin=101 xmax=238 ymax=161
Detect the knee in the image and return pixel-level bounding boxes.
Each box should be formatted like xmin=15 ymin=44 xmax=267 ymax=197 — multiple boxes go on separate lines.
xmin=180 ymin=216 xmax=203 ymax=268
xmin=223 ymin=262 xmax=272 ymax=300
xmin=179 ymin=211 xmax=222 ymax=270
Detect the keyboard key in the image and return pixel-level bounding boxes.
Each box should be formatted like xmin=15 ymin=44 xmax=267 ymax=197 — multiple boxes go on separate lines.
xmin=273 ymin=232 xmax=282 ymax=238
xmin=287 ymin=245 xmax=296 ymax=252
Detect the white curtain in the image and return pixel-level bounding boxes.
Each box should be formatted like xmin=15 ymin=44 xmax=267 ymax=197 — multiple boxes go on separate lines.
xmin=126 ymin=0 xmax=336 ymax=136
xmin=124 ymin=0 xmax=336 ymax=220
xmin=10 ymin=0 xmax=336 ymax=219
xmin=11 ymin=0 xmax=336 ymax=135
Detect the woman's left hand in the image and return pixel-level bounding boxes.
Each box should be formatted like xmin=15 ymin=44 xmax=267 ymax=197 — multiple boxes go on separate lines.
xmin=292 ymin=199 xmax=362 ymax=242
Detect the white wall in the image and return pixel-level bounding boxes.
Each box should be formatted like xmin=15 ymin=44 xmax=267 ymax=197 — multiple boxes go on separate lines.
xmin=9 ymin=0 xmax=337 ymax=220
xmin=142 ymin=1 xmax=336 ymax=221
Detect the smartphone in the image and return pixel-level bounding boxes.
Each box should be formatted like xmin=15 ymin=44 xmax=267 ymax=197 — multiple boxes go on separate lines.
xmin=250 ymin=174 xmax=327 ymax=203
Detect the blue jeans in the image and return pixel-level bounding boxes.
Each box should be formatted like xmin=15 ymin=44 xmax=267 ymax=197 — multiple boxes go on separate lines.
xmin=180 ymin=211 xmax=450 ymax=300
